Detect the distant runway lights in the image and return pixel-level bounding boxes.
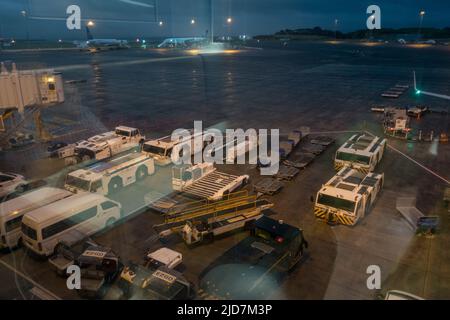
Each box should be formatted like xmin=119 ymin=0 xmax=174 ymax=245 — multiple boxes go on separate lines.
xmin=159 ymin=21 xmax=163 ymax=26
xmin=227 ymin=17 xmax=232 ymax=24
xmin=191 ymin=19 xmax=196 ymax=25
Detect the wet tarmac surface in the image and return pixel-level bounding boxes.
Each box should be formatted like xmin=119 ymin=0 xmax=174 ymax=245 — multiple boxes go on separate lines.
xmin=0 ymin=41 xmax=449 ymax=299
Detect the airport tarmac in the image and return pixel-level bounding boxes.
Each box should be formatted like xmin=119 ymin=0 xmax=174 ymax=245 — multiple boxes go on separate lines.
xmin=0 ymin=41 xmax=449 ymax=299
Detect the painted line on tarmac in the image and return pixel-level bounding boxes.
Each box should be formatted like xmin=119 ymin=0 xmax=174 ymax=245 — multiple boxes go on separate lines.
xmin=364 ymin=130 xmax=450 ymax=185
xmin=35 ymin=55 xmax=199 ymax=73
xmin=0 ymin=258 xmax=61 ymax=300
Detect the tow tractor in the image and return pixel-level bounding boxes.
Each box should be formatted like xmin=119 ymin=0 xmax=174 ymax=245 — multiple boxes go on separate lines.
xmin=56 ymin=126 xmax=145 ymax=164
xmin=65 ymin=150 xmax=155 ymax=195
xmin=334 ymin=133 xmax=386 ymax=174
xmin=314 ymin=167 xmax=384 ymax=226
xmin=142 ymin=129 xmax=205 ymax=166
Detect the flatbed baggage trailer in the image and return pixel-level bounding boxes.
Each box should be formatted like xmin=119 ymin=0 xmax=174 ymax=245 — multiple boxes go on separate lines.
xmin=253 ymin=178 xmax=284 ymax=195
xmin=283 ymin=152 xmax=315 ymax=169
xmin=310 ymin=136 xmax=335 ymax=146
xmin=275 ymin=165 xmax=300 ymax=180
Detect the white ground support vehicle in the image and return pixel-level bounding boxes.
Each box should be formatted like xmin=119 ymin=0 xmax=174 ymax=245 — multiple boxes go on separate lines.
xmin=0 ymin=172 xmax=27 ymax=199
xmin=172 ymin=163 xmax=249 ymax=201
xmin=65 ymin=151 xmax=155 ymax=195
xmin=144 ymin=248 xmax=183 ymax=270
xmin=334 ymin=133 xmax=386 ymax=174
xmin=219 ymin=136 xmax=258 ymax=163
xmin=0 ymin=187 xmax=72 ymax=250
xmin=21 ymin=193 xmax=121 ymax=257
xmin=142 ymin=130 xmax=205 ymax=166
xmin=314 ymin=167 xmax=384 ymax=226
xmin=57 ymin=126 xmax=145 ymax=164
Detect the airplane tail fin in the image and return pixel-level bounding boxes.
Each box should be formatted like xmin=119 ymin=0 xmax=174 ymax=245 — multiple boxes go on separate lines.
xmin=86 ymin=26 xmax=94 ymax=41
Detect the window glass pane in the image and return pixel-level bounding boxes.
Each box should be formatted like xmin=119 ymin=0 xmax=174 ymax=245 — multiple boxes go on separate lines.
xmin=5 ymin=216 xmax=23 ymax=233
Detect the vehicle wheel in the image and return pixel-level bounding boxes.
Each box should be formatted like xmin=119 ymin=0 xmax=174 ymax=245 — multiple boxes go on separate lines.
xmin=105 ymin=217 xmax=116 ymax=228
xmin=135 ymin=165 xmax=148 ymax=181
xmin=108 ymin=178 xmax=123 ymax=194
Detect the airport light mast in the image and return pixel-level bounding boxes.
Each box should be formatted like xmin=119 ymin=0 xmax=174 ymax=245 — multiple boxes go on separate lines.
xmin=418 ymin=10 xmax=426 ymax=39
xmin=210 ymin=0 xmax=214 ymax=43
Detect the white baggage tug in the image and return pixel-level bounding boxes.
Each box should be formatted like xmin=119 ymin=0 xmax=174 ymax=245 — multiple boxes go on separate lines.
xmin=65 ymin=150 xmax=155 ymax=195
xmin=314 ymin=167 xmax=384 ymax=226
xmin=334 ymin=133 xmax=386 ymax=174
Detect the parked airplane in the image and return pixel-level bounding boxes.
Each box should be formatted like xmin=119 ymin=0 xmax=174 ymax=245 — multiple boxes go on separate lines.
xmin=74 ymin=27 xmax=129 ymax=52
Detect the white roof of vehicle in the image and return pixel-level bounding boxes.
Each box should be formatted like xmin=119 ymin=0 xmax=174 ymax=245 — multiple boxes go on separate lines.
xmin=0 ymin=187 xmax=72 ymax=218
xmin=115 ymin=125 xmax=137 ymax=132
xmin=67 ymin=168 xmax=102 ymax=181
xmin=23 ymin=192 xmax=110 ymax=224
xmin=147 ymin=248 xmax=182 ymax=265
xmin=338 ymin=133 xmax=384 ymax=155
xmin=320 ymin=167 xmax=377 ymax=200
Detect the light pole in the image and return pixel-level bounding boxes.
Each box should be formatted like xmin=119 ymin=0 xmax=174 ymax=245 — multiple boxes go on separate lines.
xmin=21 ymin=10 xmax=29 ymax=46
xmin=227 ymin=17 xmax=232 ymax=41
xmin=418 ymin=10 xmax=425 ymax=40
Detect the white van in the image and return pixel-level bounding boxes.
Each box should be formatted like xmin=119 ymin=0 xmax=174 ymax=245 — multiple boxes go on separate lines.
xmin=0 ymin=187 xmax=73 ymax=250
xmin=21 ymin=193 xmax=121 ymax=257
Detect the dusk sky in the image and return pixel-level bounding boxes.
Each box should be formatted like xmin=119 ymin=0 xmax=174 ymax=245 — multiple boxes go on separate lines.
xmin=0 ymin=0 xmax=449 ymax=39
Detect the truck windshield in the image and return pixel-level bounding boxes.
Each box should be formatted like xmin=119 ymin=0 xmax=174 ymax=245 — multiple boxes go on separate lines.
xmin=317 ymin=193 xmax=356 ymax=212
xmin=115 ymin=129 xmax=130 ymax=137
xmin=336 ymin=152 xmax=370 ymax=165
xmin=66 ymin=175 xmax=91 ymax=191
xmin=143 ymin=144 xmax=166 ymax=156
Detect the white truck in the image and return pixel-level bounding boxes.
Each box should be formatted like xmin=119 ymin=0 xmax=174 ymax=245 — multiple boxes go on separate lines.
xmin=172 ymin=163 xmax=249 ymax=201
xmin=65 ymin=150 xmax=155 ymax=195
xmin=314 ymin=167 xmax=384 ymax=226
xmin=142 ymin=130 xmax=204 ymax=166
xmin=334 ymin=133 xmax=386 ymax=174
xmin=56 ymin=126 xmax=145 ymax=164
